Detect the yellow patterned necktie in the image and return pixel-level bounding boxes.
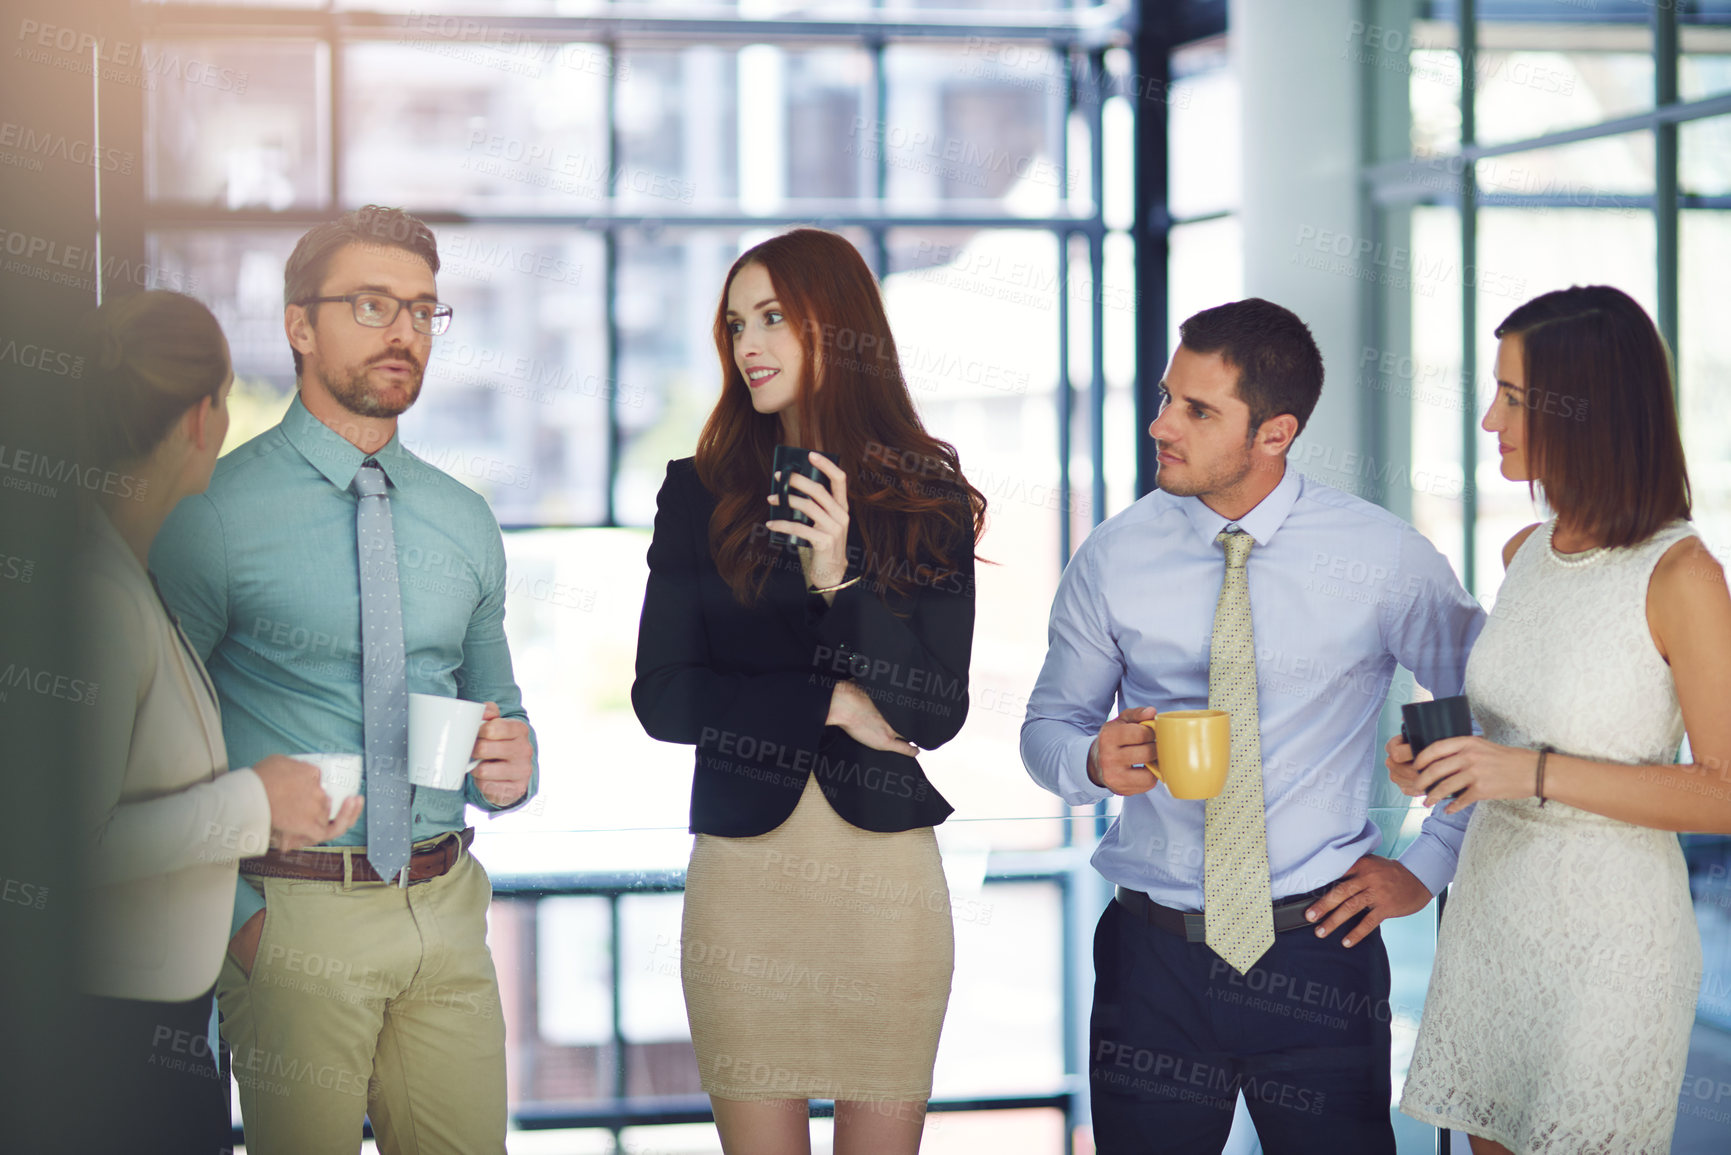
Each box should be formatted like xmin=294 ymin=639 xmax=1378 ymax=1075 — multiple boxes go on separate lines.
xmin=1203 ymin=528 xmax=1275 ymax=974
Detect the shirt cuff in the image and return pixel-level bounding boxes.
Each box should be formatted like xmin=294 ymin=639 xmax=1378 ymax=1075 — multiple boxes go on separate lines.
xmin=466 ymin=767 xmax=537 ymax=816
xmin=1396 ymin=834 xmax=1458 ymax=896
xmin=1057 ymin=734 xmax=1113 ymax=807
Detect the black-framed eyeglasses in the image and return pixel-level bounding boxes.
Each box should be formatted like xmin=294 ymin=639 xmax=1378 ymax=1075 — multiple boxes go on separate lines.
xmin=295 ymin=292 xmax=454 ymax=336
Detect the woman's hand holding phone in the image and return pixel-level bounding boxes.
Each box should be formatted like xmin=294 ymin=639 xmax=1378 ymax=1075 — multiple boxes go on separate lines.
xmin=827 ymin=680 xmax=918 ymax=758
xmin=768 ymin=451 xmax=852 ymax=596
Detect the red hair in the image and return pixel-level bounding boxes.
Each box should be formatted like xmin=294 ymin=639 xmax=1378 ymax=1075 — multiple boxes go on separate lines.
xmin=694 ymin=229 xmax=986 ymax=605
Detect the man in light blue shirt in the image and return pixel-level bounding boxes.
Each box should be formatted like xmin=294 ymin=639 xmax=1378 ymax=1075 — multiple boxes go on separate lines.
xmin=152 ymin=206 xmax=537 ymax=1154
xmin=1022 ymin=299 xmax=1484 ymax=1153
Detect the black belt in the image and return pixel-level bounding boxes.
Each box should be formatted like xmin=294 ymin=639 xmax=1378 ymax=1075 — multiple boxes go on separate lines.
xmin=1114 ymin=884 xmax=1333 ymax=944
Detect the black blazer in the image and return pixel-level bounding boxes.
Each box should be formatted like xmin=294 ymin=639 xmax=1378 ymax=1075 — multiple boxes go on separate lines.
xmin=632 ymin=457 xmax=974 ymax=837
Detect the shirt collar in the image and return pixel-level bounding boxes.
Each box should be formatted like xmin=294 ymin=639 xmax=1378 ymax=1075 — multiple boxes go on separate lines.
xmin=281 ymin=393 xmax=406 ymax=490
xmin=1177 ymin=463 xmax=1303 ymax=548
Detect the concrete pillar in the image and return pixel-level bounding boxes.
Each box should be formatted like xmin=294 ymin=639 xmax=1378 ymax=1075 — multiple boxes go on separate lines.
xmin=1231 ymin=0 xmax=1370 ymax=498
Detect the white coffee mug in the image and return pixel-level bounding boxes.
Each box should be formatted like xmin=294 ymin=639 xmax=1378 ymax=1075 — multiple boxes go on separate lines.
xmin=408 ymin=693 xmax=486 ymax=791
xmin=290 ymin=752 xmax=363 ymax=819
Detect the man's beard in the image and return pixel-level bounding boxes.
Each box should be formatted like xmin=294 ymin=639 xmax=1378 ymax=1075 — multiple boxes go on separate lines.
xmin=317 ymin=352 xmax=424 ymax=418
xmin=1154 ymin=440 xmax=1255 ymax=499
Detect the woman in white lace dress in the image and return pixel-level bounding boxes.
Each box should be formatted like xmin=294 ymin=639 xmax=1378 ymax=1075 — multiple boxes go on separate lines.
xmin=1392 ymin=286 xmax=1731 ymax=1155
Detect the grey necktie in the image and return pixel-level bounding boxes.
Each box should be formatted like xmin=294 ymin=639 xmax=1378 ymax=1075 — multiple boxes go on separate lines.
xmin=353 ymin=459 xmax=411 ymax=885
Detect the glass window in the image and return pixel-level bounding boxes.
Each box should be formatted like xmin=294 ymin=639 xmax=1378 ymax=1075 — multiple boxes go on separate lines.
xmin=342 ymin=41 xmax=611 ymax=210
xmin=1680 ymin=24 xmax=1731 ymax=101
xmin=1409 ymin=37 xmax=1462 ymax=157
xmin=147 ymin=40 xmax=327 ymax=209
xmin=407 ymin=227 xmax=610 ymax=523
xmin=1477 ymin=131 xmax=1655 ymax=201
xmin=1101 ymin=230 xmax=1138 ymax=518
xmin=1405 ymin=21 xmax=1656 ymax=152
xmin=1680 ymin=209 xmax=1731 ymax=558
xmin=883 ymin=227 xmax=1068 ymax=851
xmin=478 ymin=526 xmax=690 ymax=876
xmin=881 ymin=45 xmax=1066 ymax=212
xmin=1168 ymin=38 xmax=1238 ymax=219
xmin=1472 ymin=49 xmax=1654 ymax=147
xmin=1472 ymin=18 xmax=1654 ymax=149
xmin=616 ymin=48 xmax=738 ymax=211
xmin=146 ymin=228 xmax=304 ymax=385
xmin=1681 ymin=115 xmax=1731 ymax=197
xmin=613 ymin=228 xmax=746 ymax=526
xmin=1167 ymin=216 xmax=1242 ymax=350
xmin=785 ymin=50 xmax=873 ymax=201
xmin=932 ymin=882 xmax=1064 ymax=1096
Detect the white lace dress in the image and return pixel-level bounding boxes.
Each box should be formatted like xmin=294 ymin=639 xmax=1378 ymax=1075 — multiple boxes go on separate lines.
xmin=1400 ymin=519 xmax=1703 ymax=1154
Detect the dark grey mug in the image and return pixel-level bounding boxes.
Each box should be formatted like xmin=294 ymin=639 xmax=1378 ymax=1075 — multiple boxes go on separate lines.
xmin=1400 ymin=695 xmax=1473 ymax=755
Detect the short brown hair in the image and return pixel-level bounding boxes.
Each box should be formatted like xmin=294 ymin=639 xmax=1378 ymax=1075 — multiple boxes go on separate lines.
xmin=283 ymin=205 xmax=440 ymax=377
xmin=1178 ymin=297 xmax=1324 ymax=442
xmin=81 ymin=291 xmax=230 ymax=467
xmin=1494 ymin=285 xmax=1690 ymax=548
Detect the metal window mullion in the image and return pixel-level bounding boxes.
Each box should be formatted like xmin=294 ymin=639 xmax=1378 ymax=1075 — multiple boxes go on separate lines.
xmin=1441 ymin=4 xmax=1478 ymax=1154
xmin=605 ymin=40 xmax=622 ymax=529
xmin=1086 ymin=50 xmax=1107 ymax=530
xmin=609 ymin=892 xmax=626 ymax=1105
xmin=1654 ymin=2 xmax=1680 ymax=384
xmin=872 ymin=36 xmax=889 ymax=279
xmin=1362 ymin=90 xmax=1731 ymax=190
xmin=328 ymin=21 xmax=342 ymax=209
xmin=1057 ymin=47 xmax=1078 ymax=567
xmin=1458 ymin=0 xmax=1478 ymax=600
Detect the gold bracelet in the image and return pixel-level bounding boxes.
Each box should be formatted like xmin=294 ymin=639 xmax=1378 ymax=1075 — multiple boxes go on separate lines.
xmin=809 ymin=575 xmax=862 ymax=595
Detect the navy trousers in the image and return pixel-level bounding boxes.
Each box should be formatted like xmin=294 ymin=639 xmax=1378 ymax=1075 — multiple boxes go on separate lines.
xmin=1089 ymin=897 xmax=1396 ymax=1154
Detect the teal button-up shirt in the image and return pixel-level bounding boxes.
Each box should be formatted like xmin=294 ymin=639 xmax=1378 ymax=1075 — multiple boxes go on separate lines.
xmin=152 ymin=395 xmax=537 ymax=926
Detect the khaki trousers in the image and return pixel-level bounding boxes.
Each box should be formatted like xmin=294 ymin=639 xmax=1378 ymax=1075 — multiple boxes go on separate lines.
xmin=216 ymin=845 xmax=507 ymax=1155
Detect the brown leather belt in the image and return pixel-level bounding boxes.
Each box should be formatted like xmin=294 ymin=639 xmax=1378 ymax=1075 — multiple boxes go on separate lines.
xmin=1114 ymin=883 xmax=1333 ymax=944
xmin=242 ymin=828 xmax=474 ymax=886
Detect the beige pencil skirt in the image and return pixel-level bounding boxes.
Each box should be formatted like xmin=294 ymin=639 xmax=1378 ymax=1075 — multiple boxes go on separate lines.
xmin=681 ymin=775 xmax=955 ymax=1102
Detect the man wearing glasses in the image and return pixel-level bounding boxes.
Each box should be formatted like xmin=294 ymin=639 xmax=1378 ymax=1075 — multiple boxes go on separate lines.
xmin=153 ymin=205 xmax=537 ymax=1154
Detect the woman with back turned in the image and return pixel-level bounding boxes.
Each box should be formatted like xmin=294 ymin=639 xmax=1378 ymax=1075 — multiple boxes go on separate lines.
xmin=632 ymin=230 xmax=986 ymax=1154
xmin=1394 ymin=285 xmax=1731 ymax=1154
xmin=74 ymin=291 xmax=361 ymax=1153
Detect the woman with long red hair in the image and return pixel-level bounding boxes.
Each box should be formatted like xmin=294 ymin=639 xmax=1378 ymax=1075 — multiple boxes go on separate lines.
xmin=633 ymin=228 xmax=985 ymax=1154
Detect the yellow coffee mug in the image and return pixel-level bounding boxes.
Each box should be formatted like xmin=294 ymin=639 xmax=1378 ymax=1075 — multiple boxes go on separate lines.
xmin=1138 ymin=710 xmax=1230 ymax=799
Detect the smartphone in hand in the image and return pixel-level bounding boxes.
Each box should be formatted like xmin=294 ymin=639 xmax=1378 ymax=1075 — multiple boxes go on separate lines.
xmin=770 ymin=445 xmax=838 ymax=547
